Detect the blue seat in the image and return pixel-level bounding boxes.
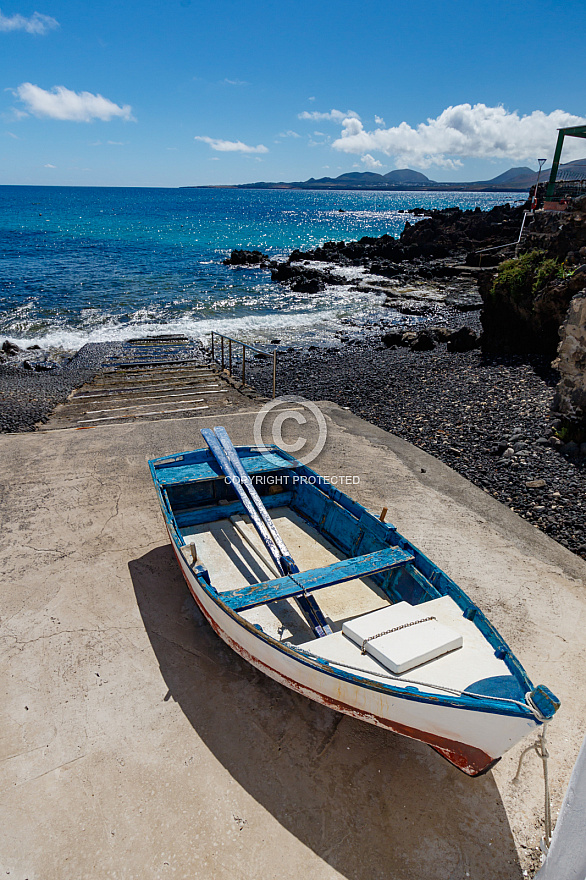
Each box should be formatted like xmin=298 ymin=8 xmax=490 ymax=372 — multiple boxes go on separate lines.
xmin=220 ymin=547 xmax=414 ymax=612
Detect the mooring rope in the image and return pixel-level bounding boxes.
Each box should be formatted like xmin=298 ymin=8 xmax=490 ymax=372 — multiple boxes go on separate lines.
xmin=513 ymin=721 xmax=552 ymax=851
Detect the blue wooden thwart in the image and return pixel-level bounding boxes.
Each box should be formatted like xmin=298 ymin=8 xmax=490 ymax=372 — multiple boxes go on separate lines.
xmin=156 ymin=451 xmax=291 ymax=487
xmin=221 ymin=547 xmax=414 ymax=611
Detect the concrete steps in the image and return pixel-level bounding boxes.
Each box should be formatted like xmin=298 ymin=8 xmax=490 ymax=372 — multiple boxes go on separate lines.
xmin=39 ymin=335 xmax=251 ymax=430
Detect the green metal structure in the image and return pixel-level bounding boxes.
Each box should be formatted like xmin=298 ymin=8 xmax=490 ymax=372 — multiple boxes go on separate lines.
xmin=545 ymin=125 xmax=586 ymax=198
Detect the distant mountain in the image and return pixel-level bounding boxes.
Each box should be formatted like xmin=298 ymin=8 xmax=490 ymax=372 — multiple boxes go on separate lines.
xmin=480 ymin=167 xmax=535 ymax=186
xmin=305 ymin=172 xmax=388 ymax=186
xmin=334 ymin=171 xmax=389 ymax=183
xmin=329 ymin=169 xmax=434 ymax=185
xmin=383 ymin=168 xmax=432 ymax=184
xmin=205 ymin=167 xmax=441 ymax=191
xmin=487 ymin=159 xmax=586 ymax=189
xmin=559 ymin=157 xmax=586 ymax=174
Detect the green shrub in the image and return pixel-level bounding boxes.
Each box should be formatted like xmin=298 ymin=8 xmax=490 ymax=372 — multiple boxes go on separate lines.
xmin=533 ymin=257 xmax=565 ymax=294
xmin=490 ymin=250 xmax=564 ymax=306
xmin=555 ymin=423 xmax=586 ymax=444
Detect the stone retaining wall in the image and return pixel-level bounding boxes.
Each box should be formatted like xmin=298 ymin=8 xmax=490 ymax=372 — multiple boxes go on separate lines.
xmin=553 ymin=293 xmax=586 ymax=432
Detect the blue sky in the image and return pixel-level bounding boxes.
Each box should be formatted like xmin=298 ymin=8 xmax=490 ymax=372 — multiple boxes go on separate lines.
xmin=1 ymin=0 xmax=585 ymax=187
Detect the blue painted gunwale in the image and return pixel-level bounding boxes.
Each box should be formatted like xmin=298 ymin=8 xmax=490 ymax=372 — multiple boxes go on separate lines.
xmin=149 ymin=445 xmax=542 ymax=721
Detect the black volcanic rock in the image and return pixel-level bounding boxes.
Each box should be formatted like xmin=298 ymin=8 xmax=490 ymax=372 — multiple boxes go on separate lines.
xmin=223 ymin=249 xmax=271 ymax=266
xmin=271 ymin=262 xmax=347 ymax=292
xmin=2 ymin=340 xmax=21 ymax=356
xmin=276 ymin=204 xmax=527 ymax=286
xmin=409 ymin=330 xmax=435 ymax=351
xmin=382 ymin=331 xmax=405 ymax=348
xmin=446 ymin=327 xmax=480 ymax=352
xmin=481 ymin=257 xmax=586 ymax=357
xmin=481 ymin=203 xmax=586 ymax=356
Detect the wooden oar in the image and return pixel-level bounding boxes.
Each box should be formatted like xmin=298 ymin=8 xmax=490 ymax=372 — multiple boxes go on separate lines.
xmin=212 ymin=426 xmax=332 ymax=636
xmin=201 ymin=427 xmax=331 ymax=637
xmin=200 ymin=428 xmax=283 ymax=570
xmin=213 ymin=426 xmax=298 ymax=573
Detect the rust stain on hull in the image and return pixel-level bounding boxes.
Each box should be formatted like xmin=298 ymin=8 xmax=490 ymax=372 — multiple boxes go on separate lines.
xmin=172 ymin=545 xmax=496 ymax=777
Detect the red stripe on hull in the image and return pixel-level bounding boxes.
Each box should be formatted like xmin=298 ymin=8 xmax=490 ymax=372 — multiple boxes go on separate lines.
xmin=173 ymin=544 xmax=496 ymax=777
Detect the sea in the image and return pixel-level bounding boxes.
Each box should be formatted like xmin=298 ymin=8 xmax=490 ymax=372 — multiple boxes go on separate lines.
xmin=0 ymin=186 xmax=526 ymax=352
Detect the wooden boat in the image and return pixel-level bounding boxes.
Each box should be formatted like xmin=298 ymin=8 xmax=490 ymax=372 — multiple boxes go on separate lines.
xmin=149 ymin=427 xmax=560 ymax=776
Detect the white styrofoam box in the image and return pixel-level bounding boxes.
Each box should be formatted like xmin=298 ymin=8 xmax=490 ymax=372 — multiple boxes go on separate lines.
xmin=342 ymin=600 xmax=463 ymax=674
xmin=296 ymin=630 xmax=390 ymax=675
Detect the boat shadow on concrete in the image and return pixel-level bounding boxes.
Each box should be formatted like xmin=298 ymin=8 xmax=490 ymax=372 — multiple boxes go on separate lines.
xmin=130 ymin=546 xmax=523 ymax=880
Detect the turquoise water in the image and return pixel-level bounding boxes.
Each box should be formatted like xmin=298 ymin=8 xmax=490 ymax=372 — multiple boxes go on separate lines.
xmin=0 ymin=186 xmax=525 ymax=350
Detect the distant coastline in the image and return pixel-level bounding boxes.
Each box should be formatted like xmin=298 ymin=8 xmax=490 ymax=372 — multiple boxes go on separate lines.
xmin=184 ymin=157 xmax=586 ymax=194
xmin=188 ymin=182 xmax=530 ymax=192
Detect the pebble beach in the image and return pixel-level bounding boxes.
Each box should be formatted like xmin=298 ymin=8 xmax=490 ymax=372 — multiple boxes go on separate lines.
xmin=0 ymin=343 xmax=117 ymax=433
xmin=248 ymin=330 xmax=586 ymax=561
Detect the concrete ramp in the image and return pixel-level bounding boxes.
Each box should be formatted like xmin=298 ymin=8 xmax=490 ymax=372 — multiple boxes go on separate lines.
xmin=39 ymin=335 xmax=248 ymax=430
xmin=1 ymin=401 xmax=585 ymax=879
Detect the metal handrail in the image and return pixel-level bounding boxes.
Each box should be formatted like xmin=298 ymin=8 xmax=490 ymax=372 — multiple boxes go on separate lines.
xmin=210 ymin=331 xmax=277 ymax=398
xmin=474 ymin=240 xmax=518 ymax=254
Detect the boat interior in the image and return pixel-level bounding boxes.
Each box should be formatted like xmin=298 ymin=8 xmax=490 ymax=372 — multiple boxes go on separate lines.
xmin=155 ymin=446 xmax=529 ymax=703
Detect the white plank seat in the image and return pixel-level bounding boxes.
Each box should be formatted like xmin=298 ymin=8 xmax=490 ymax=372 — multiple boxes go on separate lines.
xmin=220 ymin=547 xmax=414 ymax=612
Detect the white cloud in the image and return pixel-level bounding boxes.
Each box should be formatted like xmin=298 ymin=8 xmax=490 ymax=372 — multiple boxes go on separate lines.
xmin=331 ymin=103 xmax=586 ymax=168
xmin=14 ymin=83 xmax=134 ymax=122
xmin=374 ymin=115 xmax=385 ymax=126
xmin=308 ymin=135 xmax=330 ymax=148
xmin=299 ymin=108 xmax=360 ymax=122
xmin=6 ymin=131 xmax=19 ymax=139
xmin=361 ymin=153 xmax=383 ymax=169
xmin=44 ymin=163 xmax=55 ymax=167
xmin=0 ymin=9 xmax=59 ymax=34
xmin=221 ymin=78 xmax=248 ymax=86
xmin=194 ymin=135 xmax=268 ymax=153
xmin=278 ymin=130 xmax=301 ymax=138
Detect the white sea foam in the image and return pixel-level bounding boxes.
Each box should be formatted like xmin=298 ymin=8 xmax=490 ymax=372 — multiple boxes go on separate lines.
xmin=3 ymin=271 xmax=394 ymax=351
xmin=5 ymin=307 xmax=352 ymax=352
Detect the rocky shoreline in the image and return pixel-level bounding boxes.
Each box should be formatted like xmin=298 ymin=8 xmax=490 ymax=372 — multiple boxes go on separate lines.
xmin=225 ymin=202 xmax=528 ymax=318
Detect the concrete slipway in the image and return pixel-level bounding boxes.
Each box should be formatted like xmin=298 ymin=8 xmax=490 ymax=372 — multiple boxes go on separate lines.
xmin=1 ymin=400 xmax=585 ymax=880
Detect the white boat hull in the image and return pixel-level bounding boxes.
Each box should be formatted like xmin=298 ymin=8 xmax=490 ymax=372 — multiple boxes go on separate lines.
xmin=170 ymin=534 xmax=538 ymax=776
